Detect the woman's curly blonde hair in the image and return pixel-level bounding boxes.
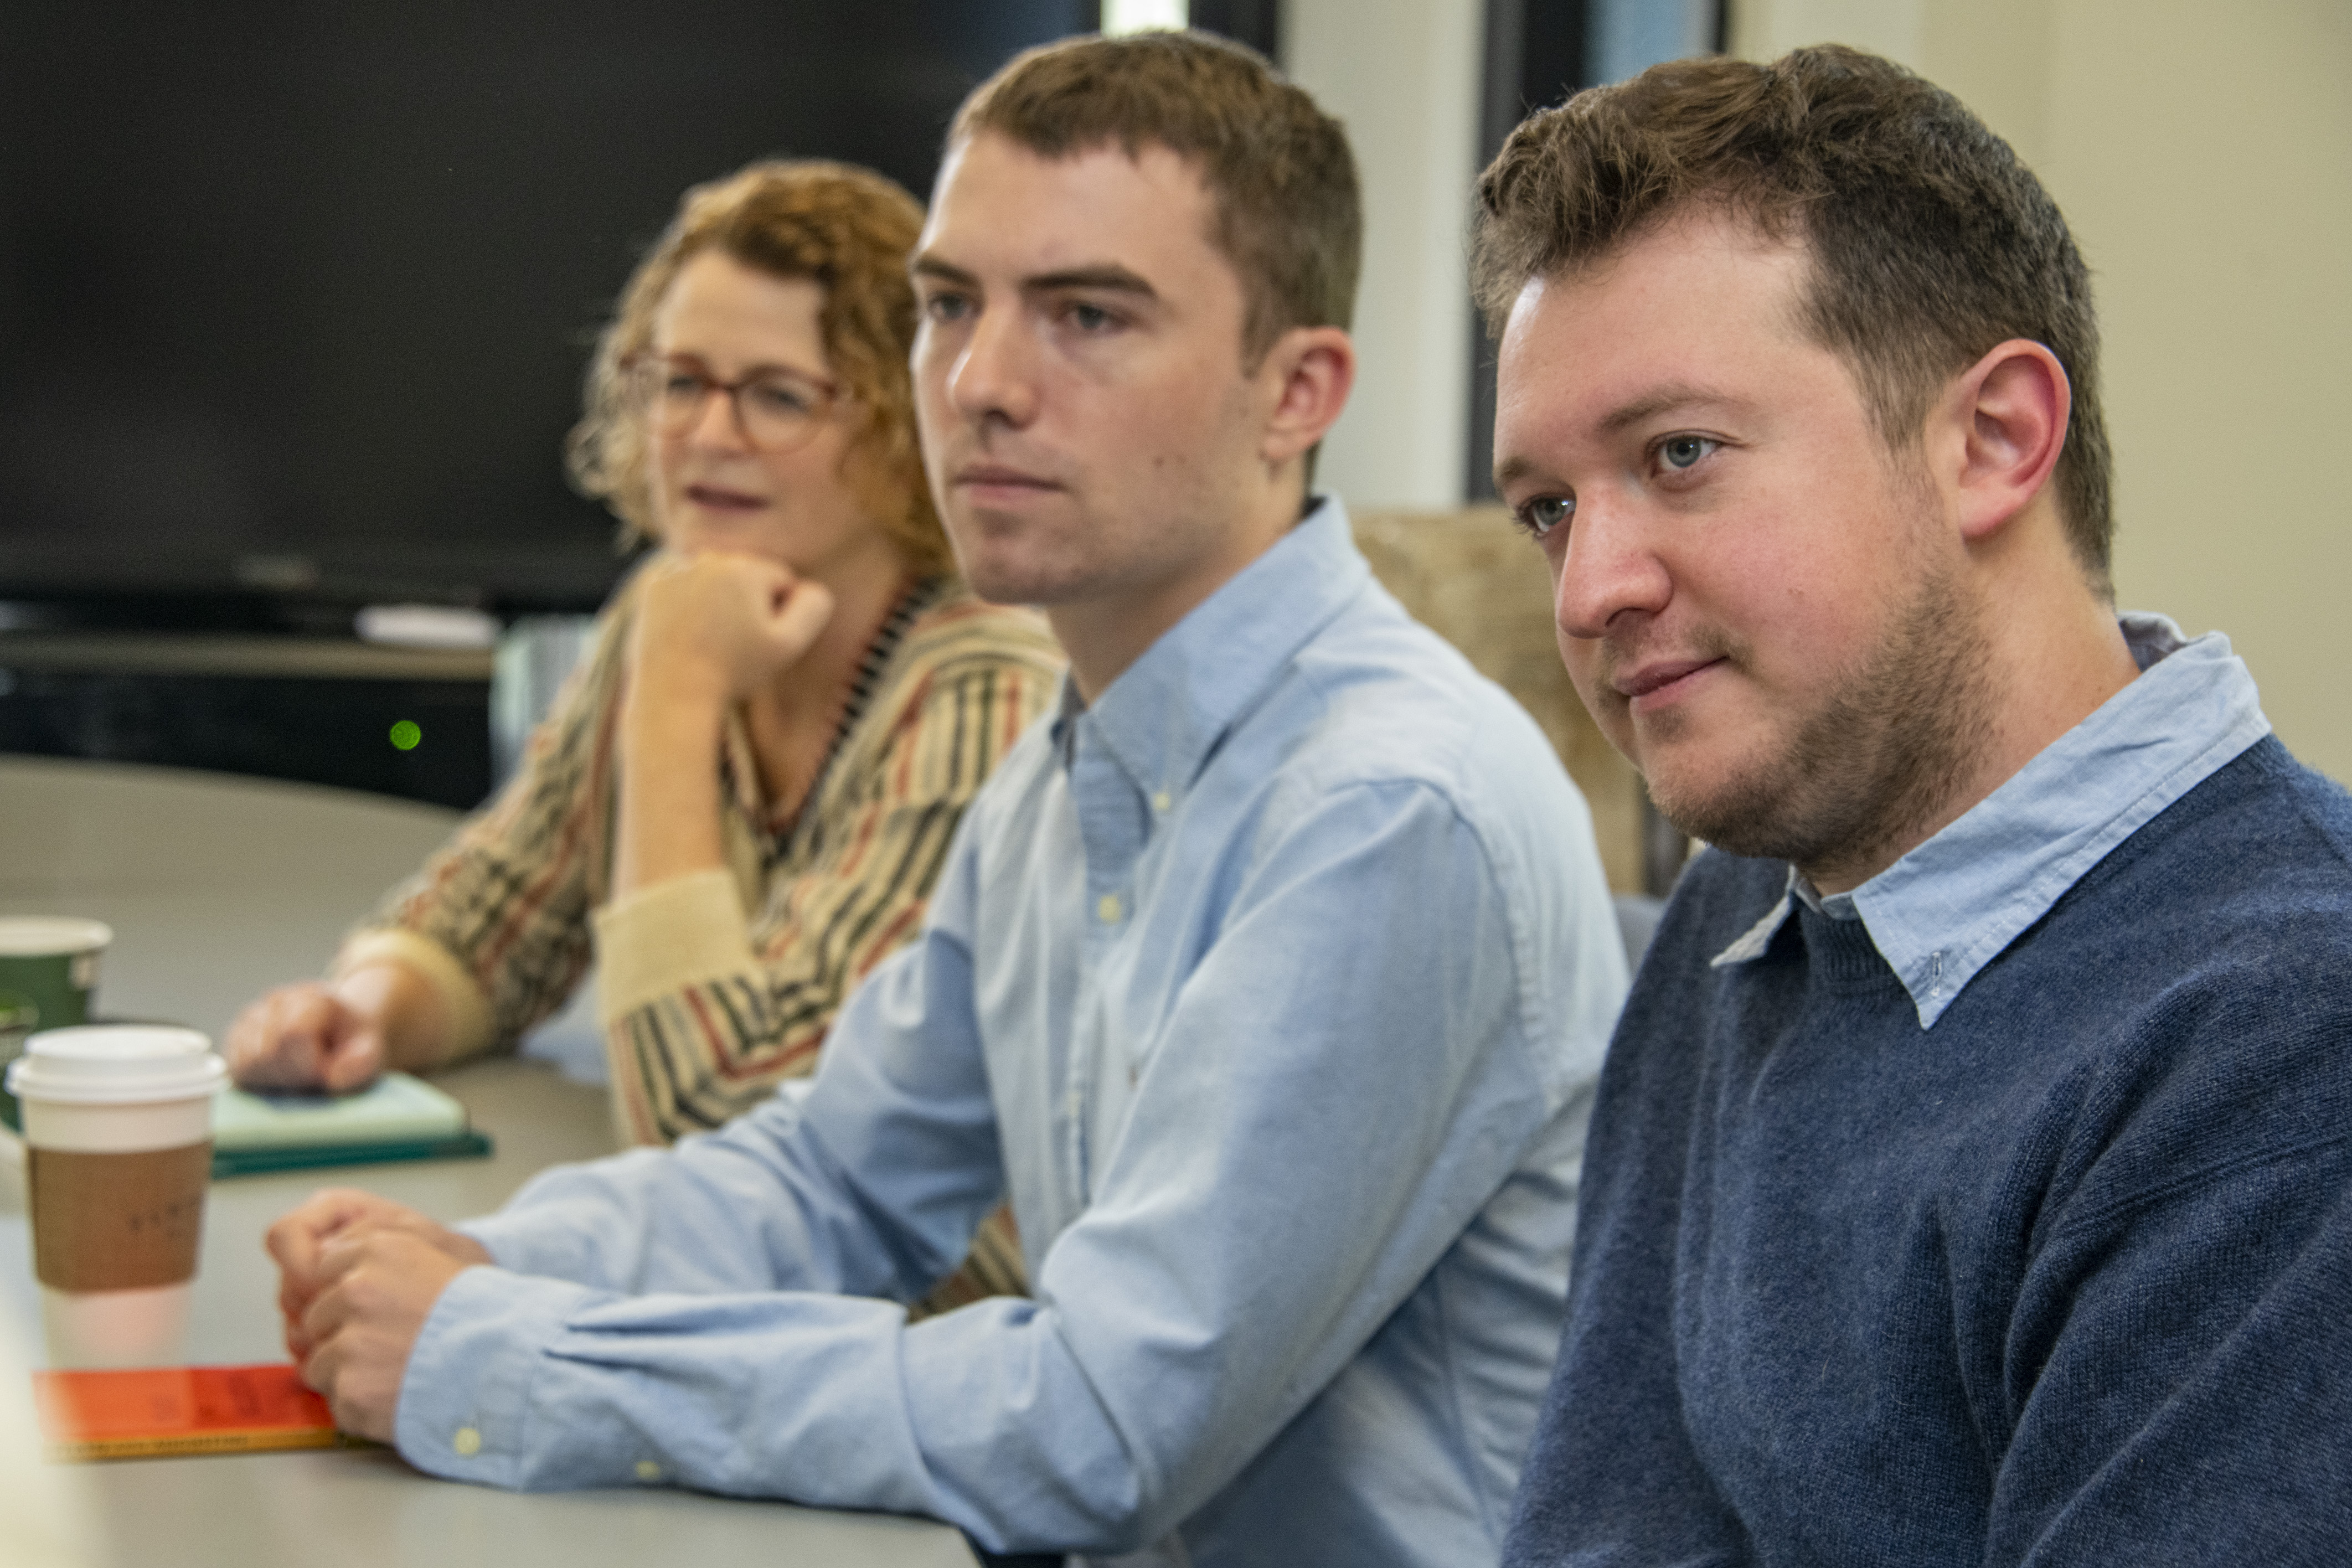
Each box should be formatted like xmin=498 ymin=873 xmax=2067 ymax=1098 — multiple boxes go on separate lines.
xmin=566 ymin=159 xmax=951 ymax=576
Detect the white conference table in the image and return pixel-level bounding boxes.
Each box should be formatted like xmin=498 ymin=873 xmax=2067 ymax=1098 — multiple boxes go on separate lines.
xmin=0 ymin=754 xmax=979 ymax=1568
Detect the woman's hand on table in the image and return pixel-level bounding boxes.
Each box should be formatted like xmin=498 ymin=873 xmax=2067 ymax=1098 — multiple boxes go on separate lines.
xmin=266 ymin=1188 xmax=492 ymax=1443
xmin=224 ymin=960 xmax=452 ymax=1094
xmin=224 ymin=982 xmax=388 ymax=1094
xmin=626 ymin=549 xmax=835 ymax=715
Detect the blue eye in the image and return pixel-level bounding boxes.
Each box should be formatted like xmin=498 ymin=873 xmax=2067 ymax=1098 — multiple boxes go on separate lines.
xmin=1067 ymin=302 xmax=1115 ymax=332
xmin=924 ymin=293 xmax=972 ymax=323
xmin=1516 ymin=496 xmax=1574 ymax=539
xmin=1659 ymin=435 xmax=1717 ymax=472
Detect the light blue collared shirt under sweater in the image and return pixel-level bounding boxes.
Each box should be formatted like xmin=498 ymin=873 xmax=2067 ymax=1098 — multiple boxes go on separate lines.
xmin=396 ymin=500 xmax=1628 ymax=1565
xmin=1710 ymin=612 xmax=2272 ymax=1024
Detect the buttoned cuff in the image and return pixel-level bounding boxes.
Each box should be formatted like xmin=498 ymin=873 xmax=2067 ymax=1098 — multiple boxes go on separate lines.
xmin=334 ymin=929 xmax=496 ymax=1066
xmin=395 ymin=1265 xmax=597 ymax=1489
xmin=591 ymin=869 xmax=759 ymax=1025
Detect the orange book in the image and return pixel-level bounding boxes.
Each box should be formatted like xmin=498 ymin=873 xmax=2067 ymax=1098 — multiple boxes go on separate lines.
xmin=32 ymin=1363 xmax=346 ymax=1462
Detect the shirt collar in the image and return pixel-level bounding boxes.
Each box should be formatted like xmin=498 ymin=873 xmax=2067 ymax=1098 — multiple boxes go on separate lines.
xmin=1050 ymin=497 xmax=1370 ymax=800
xmin=1711 ymin=612 xmax=2272 ymax=1028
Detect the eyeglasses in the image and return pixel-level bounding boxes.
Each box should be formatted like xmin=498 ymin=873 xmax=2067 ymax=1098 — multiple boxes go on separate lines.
xmin=623 ymin=354 xmax=841 ymax=454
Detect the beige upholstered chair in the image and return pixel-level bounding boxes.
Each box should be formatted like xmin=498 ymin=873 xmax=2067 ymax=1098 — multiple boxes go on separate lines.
xmin=1352 ymin=508 xmax=1651 ymax=895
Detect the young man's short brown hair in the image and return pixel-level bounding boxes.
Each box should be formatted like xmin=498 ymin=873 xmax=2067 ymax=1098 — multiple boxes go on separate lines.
xmin=951 ymin=29 xmax=1361 ymax=368
xmin=1472 ymin=45 xmax=2114 ymax=593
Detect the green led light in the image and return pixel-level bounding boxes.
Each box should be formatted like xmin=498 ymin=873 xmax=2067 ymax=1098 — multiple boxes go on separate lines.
xmin=389 ymin=720 xmax=422 ymax=751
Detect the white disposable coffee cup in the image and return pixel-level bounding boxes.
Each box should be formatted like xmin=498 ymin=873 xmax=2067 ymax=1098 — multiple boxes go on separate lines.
xmin=7 ymin=1026 xmax=225 ymax=1368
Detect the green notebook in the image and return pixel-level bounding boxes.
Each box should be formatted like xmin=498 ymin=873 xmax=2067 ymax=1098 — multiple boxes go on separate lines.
xmin=210 ymin=1072 xmax=492 ymax=1178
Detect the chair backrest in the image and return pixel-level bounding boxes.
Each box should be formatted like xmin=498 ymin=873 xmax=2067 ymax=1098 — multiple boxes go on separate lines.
xmin=1352 ymin=507 xmax=1644 ymax=893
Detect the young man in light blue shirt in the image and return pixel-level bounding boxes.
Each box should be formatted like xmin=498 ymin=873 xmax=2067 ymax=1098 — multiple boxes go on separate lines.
xmin=269 ymin=32 xmax=1625 ymax=1566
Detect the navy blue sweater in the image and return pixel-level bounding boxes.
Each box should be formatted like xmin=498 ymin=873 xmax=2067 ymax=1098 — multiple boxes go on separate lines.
xmin=1505 ymin=737 xmax=2352 ymax=1565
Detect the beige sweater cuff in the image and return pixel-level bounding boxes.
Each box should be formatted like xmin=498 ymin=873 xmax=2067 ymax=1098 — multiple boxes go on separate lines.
xmin=333 ymin=929 xmax=496 ymax=1066
xmin=592 ymin=869 xmax=759 ymax=1029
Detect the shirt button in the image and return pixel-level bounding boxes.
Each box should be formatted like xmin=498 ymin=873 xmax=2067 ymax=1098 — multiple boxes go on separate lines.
xmin=1097 ymin=893 xmax=1122 ymax=924
xmin=635 ymin=1459 xmax=663 ymax=1482
xmin=453 ymin=1427 xmax=483 ymax=1457
xmin=1152 ymin=790 xmax=1173 ymax=812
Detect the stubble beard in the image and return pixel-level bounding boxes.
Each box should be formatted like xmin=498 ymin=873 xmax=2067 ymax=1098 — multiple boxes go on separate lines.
xmin=938 ymin=496 xmax=1085 ymax=610
xmin=1644 ymin=556 xmax=1997 ymax=879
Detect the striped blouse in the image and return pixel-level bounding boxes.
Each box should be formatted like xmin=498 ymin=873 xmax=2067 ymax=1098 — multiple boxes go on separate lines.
xmin=338 ymin=563 xmax=1061 ymax=1187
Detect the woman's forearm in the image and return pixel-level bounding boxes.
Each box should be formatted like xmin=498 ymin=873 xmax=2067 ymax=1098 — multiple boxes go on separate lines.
xmin=614 ymin=550 xmax=830 ymax=900
xmin=613 ymin=658 xmax=733 ymax=899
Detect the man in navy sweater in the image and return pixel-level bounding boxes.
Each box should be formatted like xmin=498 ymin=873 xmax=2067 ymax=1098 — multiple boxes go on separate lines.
xmin=1476 ymin=44 xmax=2352 ymax=1566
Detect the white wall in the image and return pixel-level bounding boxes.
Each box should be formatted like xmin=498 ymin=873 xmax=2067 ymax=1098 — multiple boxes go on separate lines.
xmin=1730 ymin=0 xmax=1923 ymax=65
xmin=1284 ymin=0 xmax=1483 ymax=509
xmin=1731 ymin=0 xmax=2352 ymax=781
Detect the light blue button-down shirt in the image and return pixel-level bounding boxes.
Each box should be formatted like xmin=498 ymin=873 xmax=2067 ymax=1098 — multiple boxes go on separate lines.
xmin=398 ymin=500 xmax=1628 ymax=1564
xmin=1711 ymin=613 xmax=2271 ymax=1025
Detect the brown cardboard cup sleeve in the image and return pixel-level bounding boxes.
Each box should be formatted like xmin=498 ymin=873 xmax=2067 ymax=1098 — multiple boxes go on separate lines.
xmin=30 ymin=1142 xmax=213 ymax=1292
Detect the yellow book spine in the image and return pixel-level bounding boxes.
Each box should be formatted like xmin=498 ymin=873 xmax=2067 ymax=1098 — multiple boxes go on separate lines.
xmin=47 ymin=1426 xmax=348 ymax=1463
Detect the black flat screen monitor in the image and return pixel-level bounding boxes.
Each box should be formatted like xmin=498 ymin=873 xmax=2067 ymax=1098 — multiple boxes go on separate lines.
xmin=0 ymin=1 xmax=1096 ymax=627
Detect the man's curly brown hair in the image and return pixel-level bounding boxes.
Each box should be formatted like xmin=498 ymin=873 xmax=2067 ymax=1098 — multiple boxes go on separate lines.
xmin=567 ymin=159 xmax=951 ymax=576
xmin=1473 ymin=47 xmax=2113 ymax=595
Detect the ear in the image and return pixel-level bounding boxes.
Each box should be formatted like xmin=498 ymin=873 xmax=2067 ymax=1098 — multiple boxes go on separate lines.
xmin=1941 ymin=338 xmax=2071 ymax=544
xmin=1256 ymin=324 xmax=1356 ymax=472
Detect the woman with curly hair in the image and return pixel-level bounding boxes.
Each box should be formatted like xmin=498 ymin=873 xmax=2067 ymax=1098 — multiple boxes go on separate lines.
xmin=224 ymin=161 xmax=1061 ymax=1304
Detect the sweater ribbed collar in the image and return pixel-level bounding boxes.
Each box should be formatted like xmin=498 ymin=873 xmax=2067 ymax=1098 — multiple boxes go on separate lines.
xmin=1710 ymin=613 xmax=2271 ymax=1028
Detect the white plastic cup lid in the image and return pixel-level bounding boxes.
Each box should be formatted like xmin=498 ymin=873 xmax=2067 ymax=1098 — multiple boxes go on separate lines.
xmin=0 ymin=918 xmax=114 ymax=958
xmin=5 ymin=1025 xmax=225 ymax=1105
